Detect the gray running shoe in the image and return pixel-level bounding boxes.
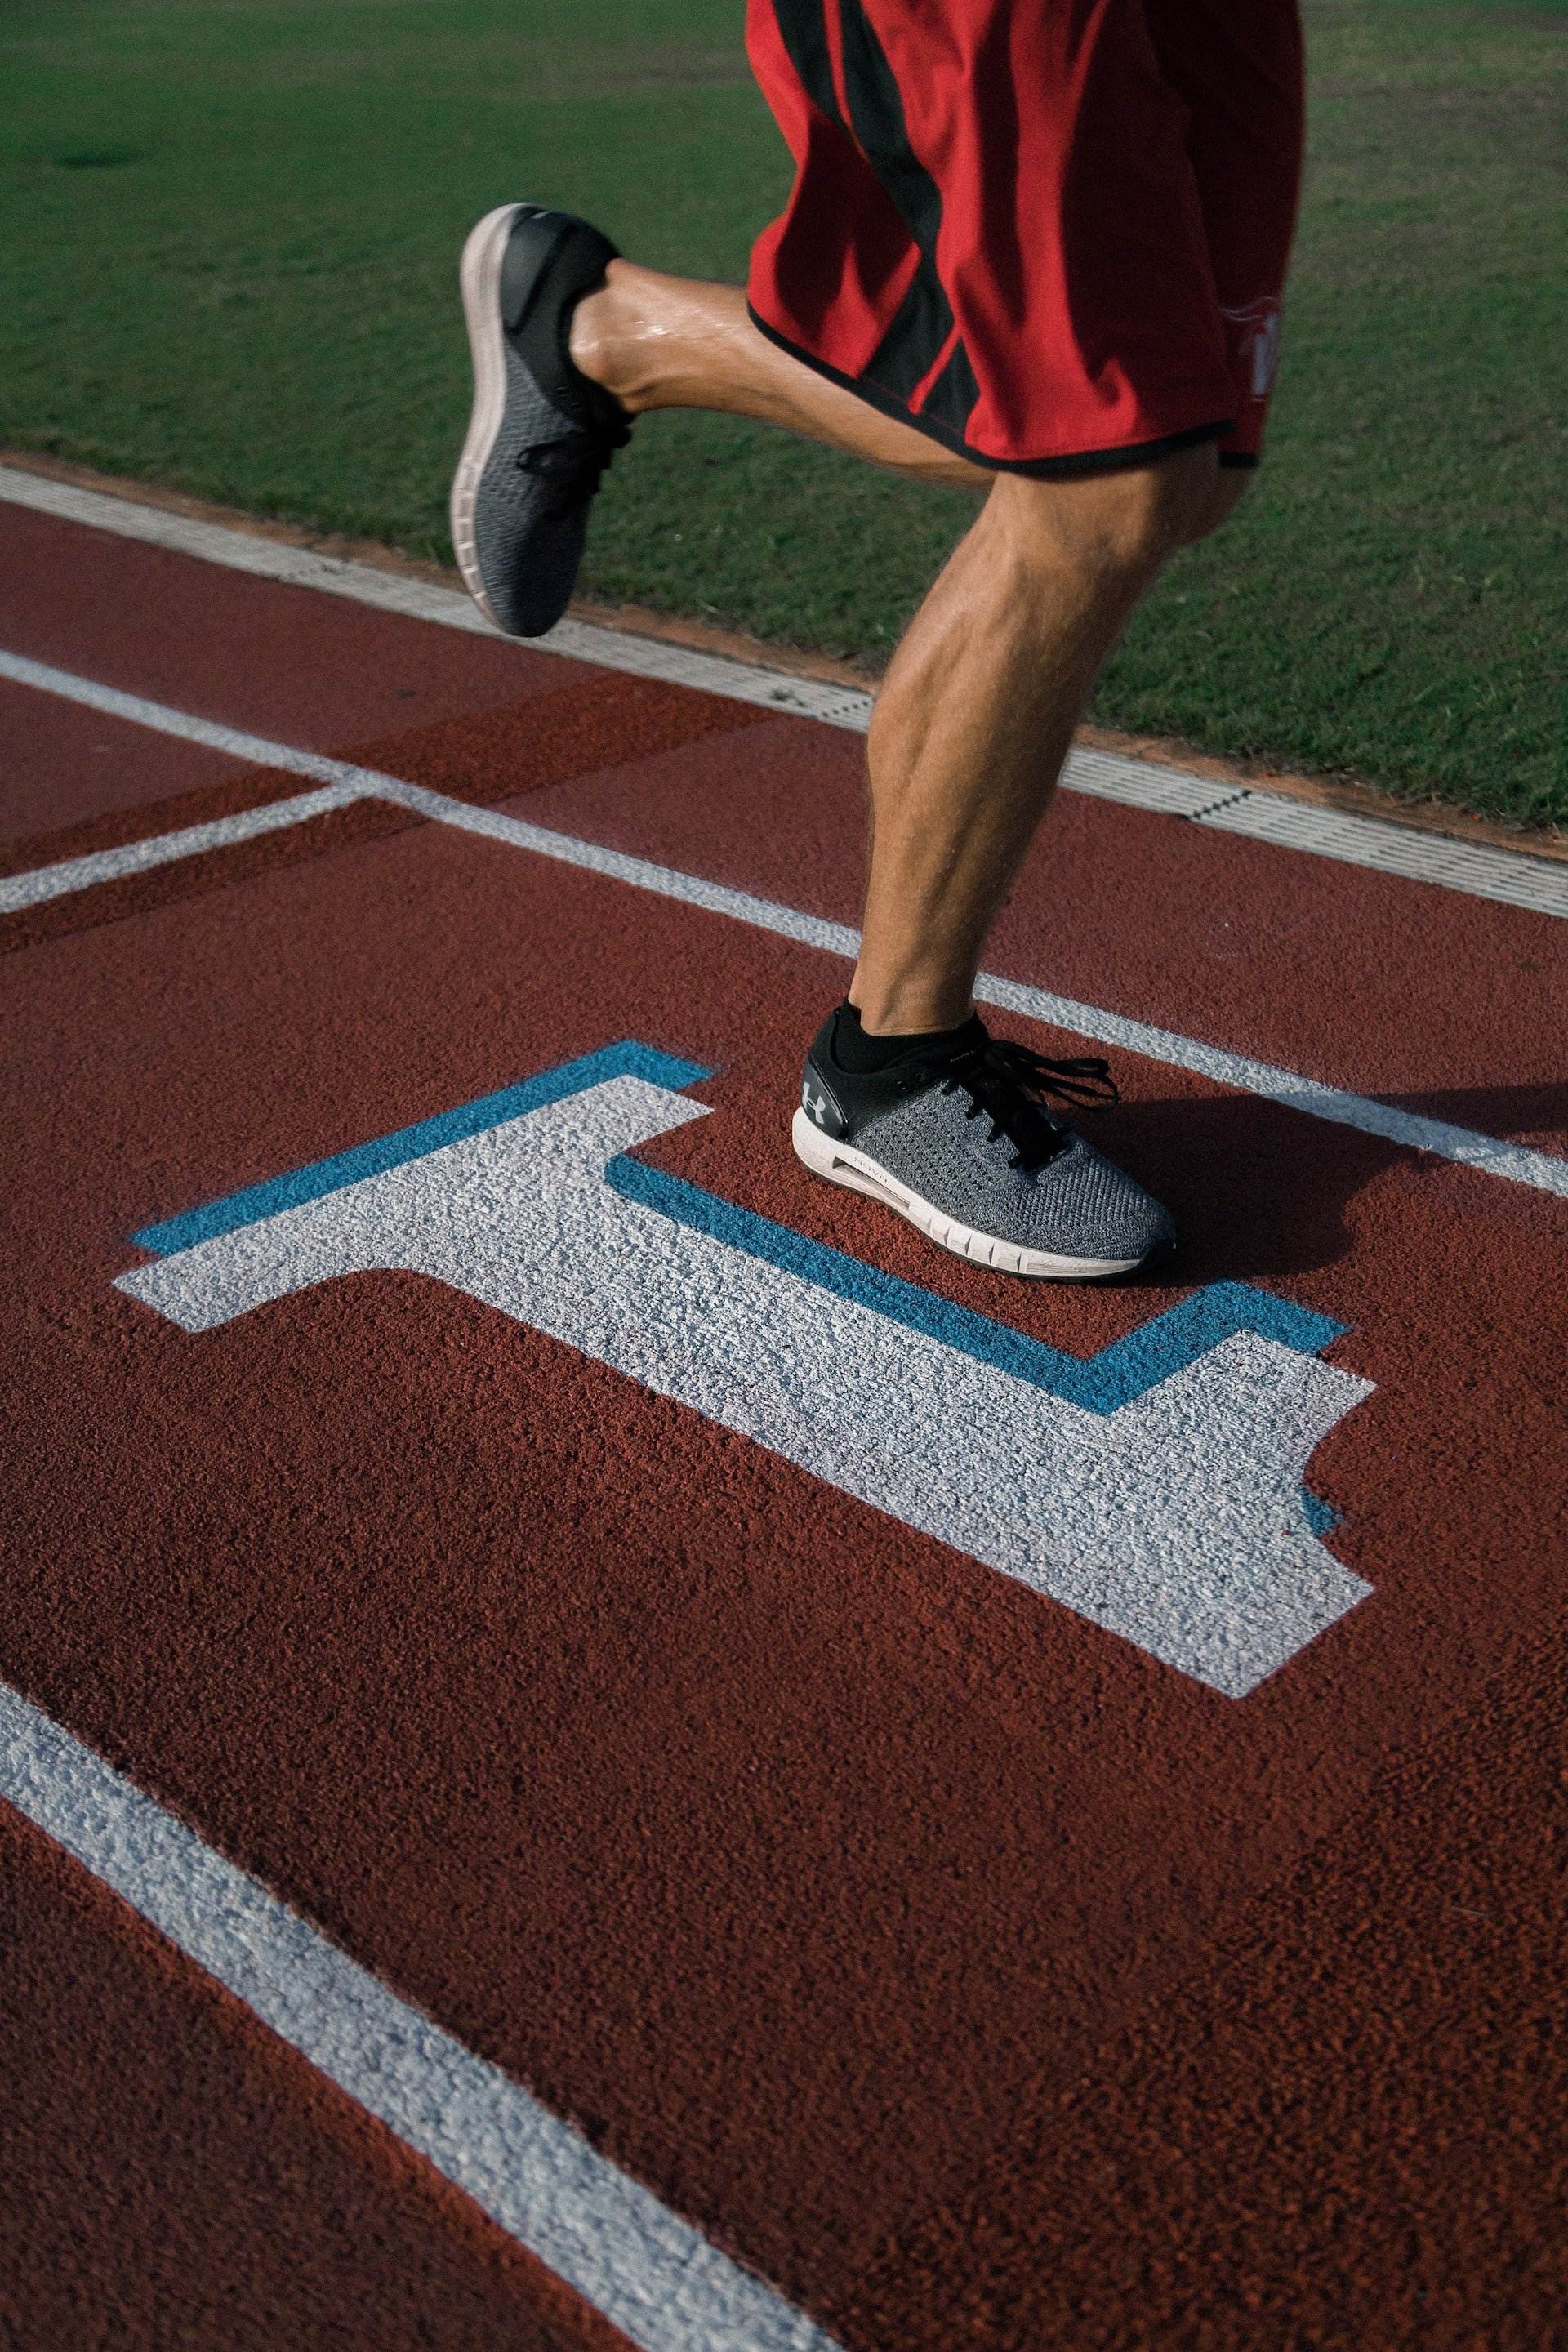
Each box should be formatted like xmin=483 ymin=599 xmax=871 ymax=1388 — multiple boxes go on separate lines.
xmin=450 ymin=203 xmax=631 ymax=637
xmin=793 ymin=1007 xmax=1174 ymax=1281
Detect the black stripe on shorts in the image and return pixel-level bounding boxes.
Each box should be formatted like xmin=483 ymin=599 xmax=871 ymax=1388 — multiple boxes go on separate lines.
xmin=768 ymin=0 xmax=982 ymax=434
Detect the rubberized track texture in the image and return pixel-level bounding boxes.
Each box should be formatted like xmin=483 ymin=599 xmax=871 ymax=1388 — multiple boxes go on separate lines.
xmin=2 ymin=491 xmax=1566 ymax=2352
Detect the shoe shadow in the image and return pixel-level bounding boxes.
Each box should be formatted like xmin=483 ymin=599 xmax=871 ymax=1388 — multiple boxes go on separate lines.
xmin=1107 ymin=1079 xmax=1568 ymax=1284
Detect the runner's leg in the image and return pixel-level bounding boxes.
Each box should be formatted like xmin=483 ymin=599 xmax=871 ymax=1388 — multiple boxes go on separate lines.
xmin=572 ymin=276 xmax=1233 ymax=1034
xmin=837 ymin=0 xmax=1308 ymax=1031
xmin=455 ymin=0 xmax=1293 ymax=1267
xmin=849 ymin=449 xmax=1224 ymax=1031
xmin=570 ymin=266 xmax=990 ymax=488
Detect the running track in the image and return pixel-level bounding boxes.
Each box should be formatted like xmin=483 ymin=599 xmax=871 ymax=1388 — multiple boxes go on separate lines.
xmin=2 ymin=470 xmax=1564 ymax=2351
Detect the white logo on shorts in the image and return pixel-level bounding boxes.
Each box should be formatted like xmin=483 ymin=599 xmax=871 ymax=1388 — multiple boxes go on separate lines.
xmin=1221 ymin=297 xmax=1283 ymax=400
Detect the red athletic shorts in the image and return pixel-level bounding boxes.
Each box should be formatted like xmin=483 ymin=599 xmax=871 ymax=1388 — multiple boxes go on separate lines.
xmin=746 ymin=0 xmax=1304 ymax=473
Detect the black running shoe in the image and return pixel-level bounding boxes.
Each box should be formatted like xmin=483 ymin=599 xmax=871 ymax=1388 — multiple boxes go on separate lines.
xmin=450 ymin=203 xmax=632 ymax=637
xmin=794 ymin=1007 xmax=1174 ymax=1280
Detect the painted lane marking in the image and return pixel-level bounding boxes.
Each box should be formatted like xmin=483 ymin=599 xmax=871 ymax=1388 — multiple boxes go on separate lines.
xmin=0 ymin=782 xmax=363 ymax=902
xmin=117 ymin=1046 xmax=1373 ymax=1697
xmin=5 ymin=461 xmax=1566 ymax=917
xmin=0 ymin=1683 xmax=840 ymax=2352
xmin=603 ymin=1156 xmax=1348 ymax=1412
xmin=0 ymin=648 xmax=398 ymax=909
xmin=133 ymin=1038 xmax=1347 ymax=1410
xmin=131 ymin=1041 xmax=711 ymax=1254
xmin=3 ymin=649 xmax=1566 ymax=1203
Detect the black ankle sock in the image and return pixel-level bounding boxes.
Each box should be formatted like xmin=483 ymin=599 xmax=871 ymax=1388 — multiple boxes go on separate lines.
xmin=830 ymin=1000 xmax=982 ymax=1076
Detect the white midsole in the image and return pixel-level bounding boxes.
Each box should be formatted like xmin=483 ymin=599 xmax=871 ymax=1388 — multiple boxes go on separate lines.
xmin=449 ymin=203 xmax=523 ymax=634
xmin=791 ymin=1107 xmax=1145 ymax=1281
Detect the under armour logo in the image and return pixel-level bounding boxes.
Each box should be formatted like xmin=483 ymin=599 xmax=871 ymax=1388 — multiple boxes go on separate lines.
xmin=802 ymin=1083 xmax=831 ymax=1128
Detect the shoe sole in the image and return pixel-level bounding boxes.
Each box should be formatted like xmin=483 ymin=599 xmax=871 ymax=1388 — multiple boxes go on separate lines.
xmin=791 ymin=1108 xmax=1152 ymax=1281
xmin=450 ymin=202 xmax=530 ymax=635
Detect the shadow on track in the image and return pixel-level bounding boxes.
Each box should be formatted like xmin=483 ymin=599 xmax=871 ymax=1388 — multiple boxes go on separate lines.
xmin=1110 ymin=1080 xmax=1568 ymax=1284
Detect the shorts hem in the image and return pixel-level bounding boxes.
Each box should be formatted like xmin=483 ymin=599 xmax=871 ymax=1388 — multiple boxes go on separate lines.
xmin=748 ymin=304 xmax=1235 ymax=479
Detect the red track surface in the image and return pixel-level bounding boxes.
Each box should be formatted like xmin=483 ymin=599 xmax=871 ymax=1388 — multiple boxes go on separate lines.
xmin=2 ymin=500 xmax=1565 ymax=2350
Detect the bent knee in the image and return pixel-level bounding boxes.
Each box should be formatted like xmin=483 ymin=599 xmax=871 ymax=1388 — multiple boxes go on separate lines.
xmin=996 ymin=442 xmax=1241 ymax=582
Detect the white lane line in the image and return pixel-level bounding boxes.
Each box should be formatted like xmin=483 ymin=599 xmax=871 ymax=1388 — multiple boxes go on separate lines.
xmin=5 ymin=461 xmax=1565 ymax=918
xmin=4 ymin=645 xmax=1566 ymax=1203
xmin=0 ymin=783 xmax=362 ymax=906
xmin=970 ymin=971 xmax=1567 ymax=1192
xmin=0 ymin=1682 xmax=840 ymax=2352
xmin=0 ymin=648 xmax=399 ymax=909
xmin=0 ymin=465 xmax=868 ymax=727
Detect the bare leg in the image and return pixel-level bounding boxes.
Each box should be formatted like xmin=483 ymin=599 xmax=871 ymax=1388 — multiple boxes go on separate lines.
xmin=571 ymin=263 xmax=989 ymax=490
xmin=571 ymin=265 xmax=1246 ymax=1032
xmin=849 ymin=454 xmax=1245 ymax=1030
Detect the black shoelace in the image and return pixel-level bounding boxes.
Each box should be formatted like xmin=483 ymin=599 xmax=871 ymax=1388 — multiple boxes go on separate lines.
xmin=924 ymin=1036 xmax=1118 ymax=1170
xmin=517 ymin=418 xmax=631 ymax=518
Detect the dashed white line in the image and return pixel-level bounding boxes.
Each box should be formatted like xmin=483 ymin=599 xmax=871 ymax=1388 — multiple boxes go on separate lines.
xmin=3 ymin=644 xmax=1565 ymax=1202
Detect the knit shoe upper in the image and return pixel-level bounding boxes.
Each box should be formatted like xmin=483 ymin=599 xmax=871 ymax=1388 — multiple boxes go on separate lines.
xmin=795 ymin=1009 xmax=1174 ymax=1278
xmin=451 ymin=204 xmax=630 ymax=638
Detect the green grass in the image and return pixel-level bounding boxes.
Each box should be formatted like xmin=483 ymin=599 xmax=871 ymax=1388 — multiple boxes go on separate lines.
xmin=2 ymin=0 xmax=1564 ymax=824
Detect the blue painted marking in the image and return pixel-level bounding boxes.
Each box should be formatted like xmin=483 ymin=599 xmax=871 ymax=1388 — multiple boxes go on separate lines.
xmin=134 ymin=1041 xmax=714 ymax=1256
xmin=134 ymin=1036 xmax=1346 ymax=1416
xmin=606 ymin=1155 xmax=1345 ymax=1414
xmin=1300 ymin=1488 xmax=1341 ymax=1537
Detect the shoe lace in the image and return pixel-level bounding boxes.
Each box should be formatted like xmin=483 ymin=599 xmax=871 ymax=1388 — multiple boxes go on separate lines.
xmin=926 ymin=1036 xmax=1118 ymax=1170
xmin=517 ymin=418 xmax=630 ymax=516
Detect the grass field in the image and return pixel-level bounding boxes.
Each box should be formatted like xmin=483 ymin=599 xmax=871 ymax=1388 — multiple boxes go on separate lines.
xmin=2 ymin=0 xmax=1564 ymax=826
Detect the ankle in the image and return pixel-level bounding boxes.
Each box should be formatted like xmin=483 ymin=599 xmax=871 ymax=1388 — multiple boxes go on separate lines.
xmin=567 ymin=261 xmax=656 ymax=413
xmin=832 ymin=997 xmax=980 ymax=1074
xmin=849 ymin=979 xmax=977 ymax=1036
